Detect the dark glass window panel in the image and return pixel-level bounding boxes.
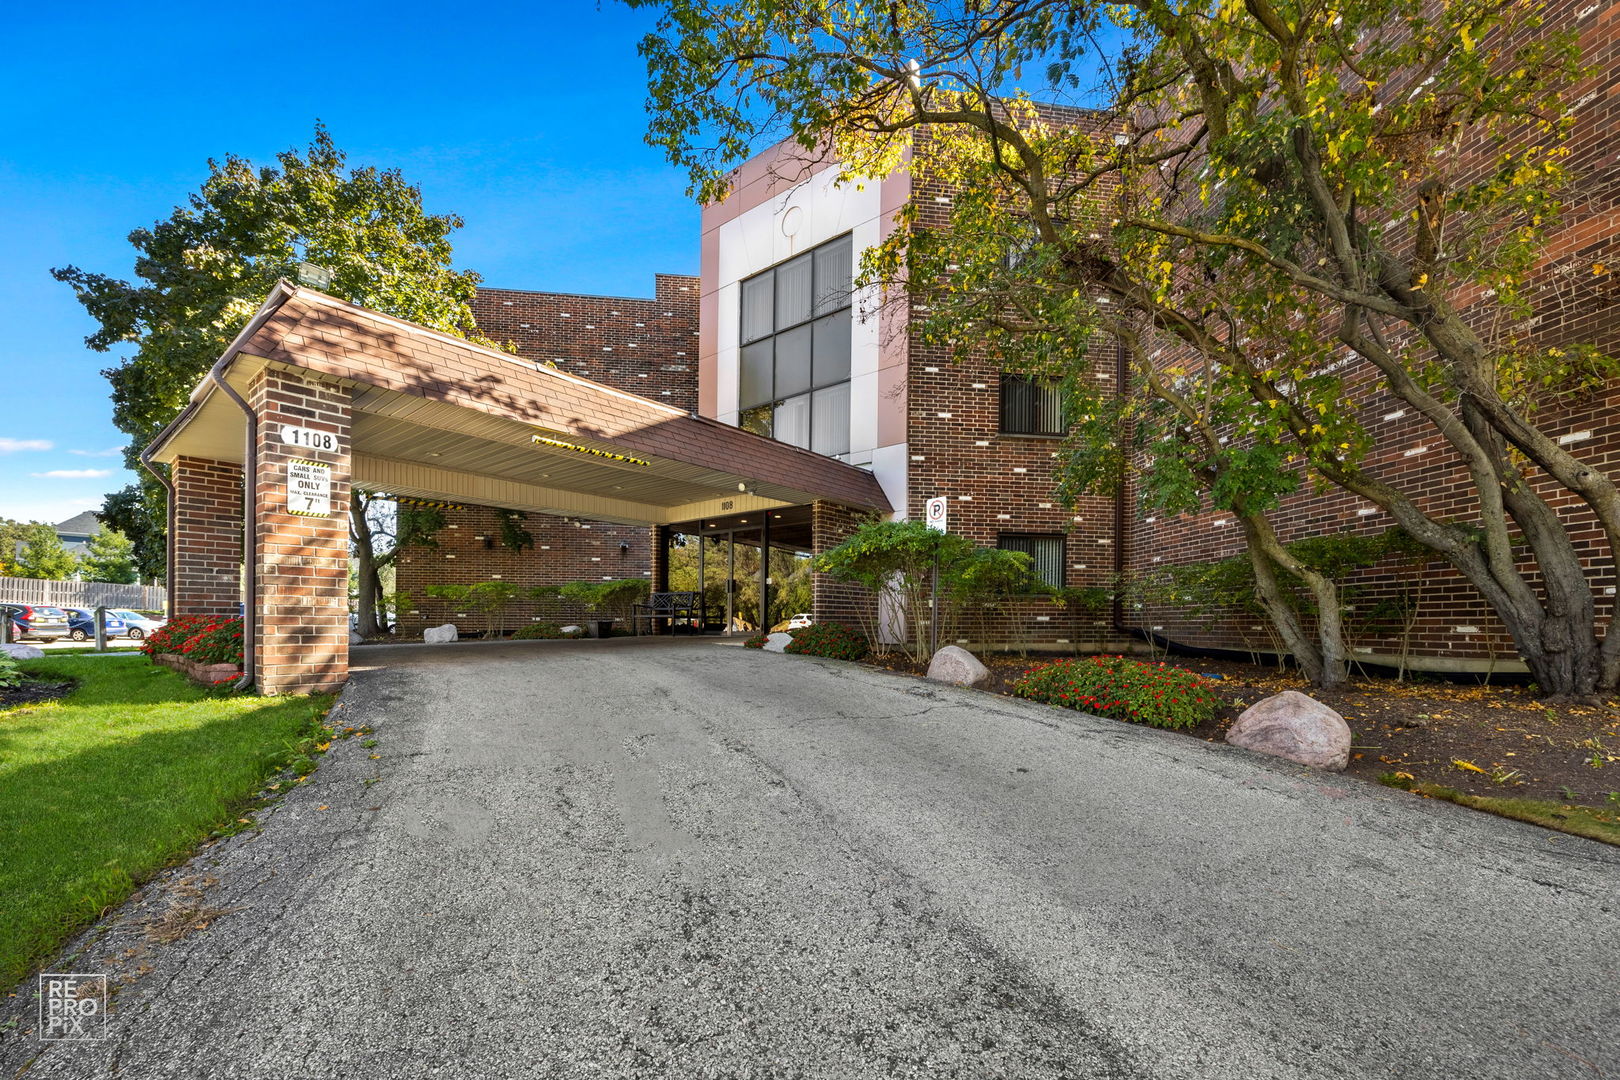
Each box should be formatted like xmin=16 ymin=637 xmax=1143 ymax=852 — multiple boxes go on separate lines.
xmin=740 ymin=404 xmax=773 ymax=438
xmin=811 ymin=384 xmax=850 ymax=457
xmin=742 ymin=274 xmax=775 ymax=342
xmin=741 ymin=341 xmax=774 ymax=407
xmin=1000 ymin=374 xmax=1066 ymax=435
xmin=813 ymin=234 xmax=853 ymax=315
xmin=774 ymin=393 xmax=812 ymax=449
xmin=775 ymin=254 xmax=813 ymax=329
xmin=774 ymin=324 xmax=813 ymax=398
xmin=999 ymin=535 xmax=1065 ymax=589
xmin=812 ymin=309 xmax=852 ymax=387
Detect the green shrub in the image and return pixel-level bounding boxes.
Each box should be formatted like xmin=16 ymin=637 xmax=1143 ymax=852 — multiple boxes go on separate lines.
xmin=512 ymin=622 xmax=585 ymax=640
xmin=0 ymin=652 xmax=21 ymax=689
xmin=784 ymin=622 xmax=869 ymax=662
xmin=742 ymin=631 xmax=767 ymax=649
xmin=1011 ymin=656 xmax=1218 ymax=730
xmin=558 ymin=579 xmax=650 ymax=623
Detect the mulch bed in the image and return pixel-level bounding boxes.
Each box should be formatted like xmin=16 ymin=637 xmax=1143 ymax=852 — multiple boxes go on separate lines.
xmin=0 ymin=681 xmax=75 ymax=710
xmin=865 ymin=651 xmax=1620 ymax=808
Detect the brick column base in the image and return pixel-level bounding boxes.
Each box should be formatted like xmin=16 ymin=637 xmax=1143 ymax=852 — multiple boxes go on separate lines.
xmin=810 ymin=501 xmax=876 ymax=634
xmin=250 ymin=366 xmax=352 ymax=695
xmin=170 ymin=456 xmax=245 ymax=618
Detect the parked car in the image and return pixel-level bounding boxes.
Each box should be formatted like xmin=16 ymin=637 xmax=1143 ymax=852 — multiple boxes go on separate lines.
xmin=109 ymin=609 xmax=166 ymax=641
xmin=61 ymin=606 xmax=128 ymax=642
xmin=1 ymin=604 xmax=71 ymax=643
xmin=786 ymin=613 xmax=814 ymax=630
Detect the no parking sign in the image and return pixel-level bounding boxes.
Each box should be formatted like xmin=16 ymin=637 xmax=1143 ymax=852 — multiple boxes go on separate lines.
xmin=925 ymin=496 xmax=948 ymax=532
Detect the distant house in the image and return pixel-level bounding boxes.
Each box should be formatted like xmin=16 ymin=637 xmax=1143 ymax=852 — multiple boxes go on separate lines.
xmin=53 ymin=511 xmax=101 ymax=556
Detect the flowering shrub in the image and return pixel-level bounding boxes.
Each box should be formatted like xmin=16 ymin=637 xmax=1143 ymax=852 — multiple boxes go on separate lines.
xmin=784 ymin=622 xmax=870 ymax=662
xmin=1012 ymin=656 xmax=1218 ymax=730
xmin=743 ymin=631 xmax=767 ymax=649
xmin=141 ymin=615 xmax=244 ymax=668
xmin=512 ymin=622 xmax=586 ymax=640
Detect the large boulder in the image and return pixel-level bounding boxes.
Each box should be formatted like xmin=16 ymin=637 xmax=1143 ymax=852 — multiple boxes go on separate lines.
xmin=348 ymin=631 xmax=364 ymax=646
xmin=423 ymin=624 xmax=459 ymax=644
xmin=927 ymin=645 xmax=991 ymax=688
xmin=1225 ymin=690 xmax=1352 ymax=771
xmin=1 ymin=643 xmax=44 ymax=660
xmin=761 ymin=632 xmax=793 ymax=654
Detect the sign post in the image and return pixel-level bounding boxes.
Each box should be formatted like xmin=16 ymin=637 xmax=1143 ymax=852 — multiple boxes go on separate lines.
xmin=924 ymin=497 xmax=948 ymax=657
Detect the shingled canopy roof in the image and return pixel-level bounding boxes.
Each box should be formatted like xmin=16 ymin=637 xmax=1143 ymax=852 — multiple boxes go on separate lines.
xmin=146 ymin=282 xmax=892 ymax=526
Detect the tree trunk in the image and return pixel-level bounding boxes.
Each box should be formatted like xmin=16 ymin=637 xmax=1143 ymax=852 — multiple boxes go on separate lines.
xmin=350 ymin=497 xmax=385 ymax=639
xmin=1239 ymin=513 xmax=1349 ymax=688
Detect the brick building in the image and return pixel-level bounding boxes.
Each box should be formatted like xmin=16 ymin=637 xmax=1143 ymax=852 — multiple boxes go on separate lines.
xmin=153 ymin=2 xmax=1617 ymax=688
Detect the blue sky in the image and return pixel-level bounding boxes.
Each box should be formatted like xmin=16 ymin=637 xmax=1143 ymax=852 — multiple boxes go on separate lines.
xmin=0 ymin=0 xmax=697 ymax=524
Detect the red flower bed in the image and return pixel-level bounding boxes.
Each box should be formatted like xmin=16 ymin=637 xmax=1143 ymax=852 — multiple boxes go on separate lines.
xmin=1011 ymin=655 xmax=1219 ymax=730
xmin=141 ymin=615 xmax=245 ymax=668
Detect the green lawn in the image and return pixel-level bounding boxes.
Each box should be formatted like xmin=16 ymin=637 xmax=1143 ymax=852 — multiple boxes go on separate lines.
xmin=0 ymin=655 xmax=333 ymax=986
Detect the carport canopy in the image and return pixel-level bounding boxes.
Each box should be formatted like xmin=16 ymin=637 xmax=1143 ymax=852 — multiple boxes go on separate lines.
xmin=144 ymin=282 xmax=891 ymax=694
xmin=147 ymin=283 xmax=891 ymax=527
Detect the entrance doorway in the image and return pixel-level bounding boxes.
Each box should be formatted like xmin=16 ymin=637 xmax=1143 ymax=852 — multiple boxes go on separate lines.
xmin=666 ymin=506 xmax=815 ymax=636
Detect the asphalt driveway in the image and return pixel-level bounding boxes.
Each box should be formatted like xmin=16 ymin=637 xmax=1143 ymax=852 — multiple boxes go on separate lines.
xmin=7 ymin=638 xmax=1618 ymax=1079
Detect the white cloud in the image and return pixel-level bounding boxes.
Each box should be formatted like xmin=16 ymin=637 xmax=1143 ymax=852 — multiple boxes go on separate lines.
xmin=69 ymin=446 xmax=126 ymax=458
xmin=0 ymin=437 xmax=53 ymax=453
xmin=31 ymin=468 xmax=113 ymax=479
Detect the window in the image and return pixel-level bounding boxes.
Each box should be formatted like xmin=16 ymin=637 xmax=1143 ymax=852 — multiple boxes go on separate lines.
xmin=999 ymin=534 xmax=1066 ymax=590
xmin=738 ymin=234 xmax=854 ymax=457
xmin=999 ymin=374 xmax=1066 ymax=437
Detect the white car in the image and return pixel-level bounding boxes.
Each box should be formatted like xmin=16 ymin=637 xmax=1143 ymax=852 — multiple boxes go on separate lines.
xmin=786 ymin=613 xmax=814 ymax=630
xmin=110 ymin=609 xmax=166 ymax=641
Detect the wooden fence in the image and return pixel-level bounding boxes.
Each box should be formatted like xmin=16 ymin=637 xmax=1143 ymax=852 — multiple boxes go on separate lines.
xmin=0 ymin=576 xmax=167 ymax=611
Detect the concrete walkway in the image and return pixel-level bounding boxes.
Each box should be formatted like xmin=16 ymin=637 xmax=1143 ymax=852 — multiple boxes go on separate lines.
xmin=8 ymin=638 xmax=1618 ymax=1079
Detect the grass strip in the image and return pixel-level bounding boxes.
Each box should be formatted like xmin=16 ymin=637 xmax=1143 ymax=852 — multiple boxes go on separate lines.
xmin=0 ymin=655 xmax=333 ymax=985
xmin=1380 ymin=774 xmax=1620 ymax=846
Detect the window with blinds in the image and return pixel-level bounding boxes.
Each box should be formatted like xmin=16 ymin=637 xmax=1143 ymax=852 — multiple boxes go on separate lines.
xmin=737 ymin=234 xmax=854 ymax=458
xmin=998 ymin=534 xmax=1066 ymax=590
xmin=999 ymin=374 xmax=1066 ymax=436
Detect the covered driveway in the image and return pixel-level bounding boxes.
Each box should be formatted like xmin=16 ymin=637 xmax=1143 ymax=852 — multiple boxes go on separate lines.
xmin=142 ymin=282 xmax=889 ymax=692
xmin=14 ymin=640 xmax=1618 ymax=1079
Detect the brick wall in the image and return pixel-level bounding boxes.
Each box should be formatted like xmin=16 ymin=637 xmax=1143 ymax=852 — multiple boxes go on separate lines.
xmin=1120 ymin=0 xmax=1620 ymax=669
xmin=170 ymin=456 xmax=244 ymax=619
xmin=250 ymin=367 xmax=351 ymax=695
xmin=471 ymin=274 xmax=700 ymax=412
xmin=394 ymin=506 xmax=652 ymax=635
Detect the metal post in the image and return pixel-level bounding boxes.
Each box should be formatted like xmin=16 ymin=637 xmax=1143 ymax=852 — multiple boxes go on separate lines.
xmin=0 ymin=609 xmax=11 ymax=645
xmin=697 ymin=533 xmax=707 ymax=634
xmin=94 ymin=605 xmax=108 ymax=652
xmin=930 ymin=547 xmax=939 ymax=657
xmin=759 ymin=515 xmax=771 ymax=634
xmin=726 ymin=533 xmax=735 ymax=636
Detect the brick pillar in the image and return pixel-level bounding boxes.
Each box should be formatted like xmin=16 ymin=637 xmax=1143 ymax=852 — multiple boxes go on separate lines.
xmin=650 ymin=526 xmax=670 ymax=592
xmin=810 ymin=501 xmax=874 ymax=632
xmin=170 ymin=456 xmax=245 ymax=618
xmin=250 ymin=367 xmax=352 ymax=695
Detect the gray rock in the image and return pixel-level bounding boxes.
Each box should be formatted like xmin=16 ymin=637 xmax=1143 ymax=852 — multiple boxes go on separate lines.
xmin=927 ymin=645 xmax=992 ymax=688
xmin=348 ymin=631 xmax=364 ymax=646
xmin=761 ymin=632 xmax=794 ymax=654
xmin=423 ymin=624 xmax=459 ymax=644
xmin=1225 ymin=690 xmax=1352 ymax=770
xmin=1 ymin=643 xmax=45 ymax=660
